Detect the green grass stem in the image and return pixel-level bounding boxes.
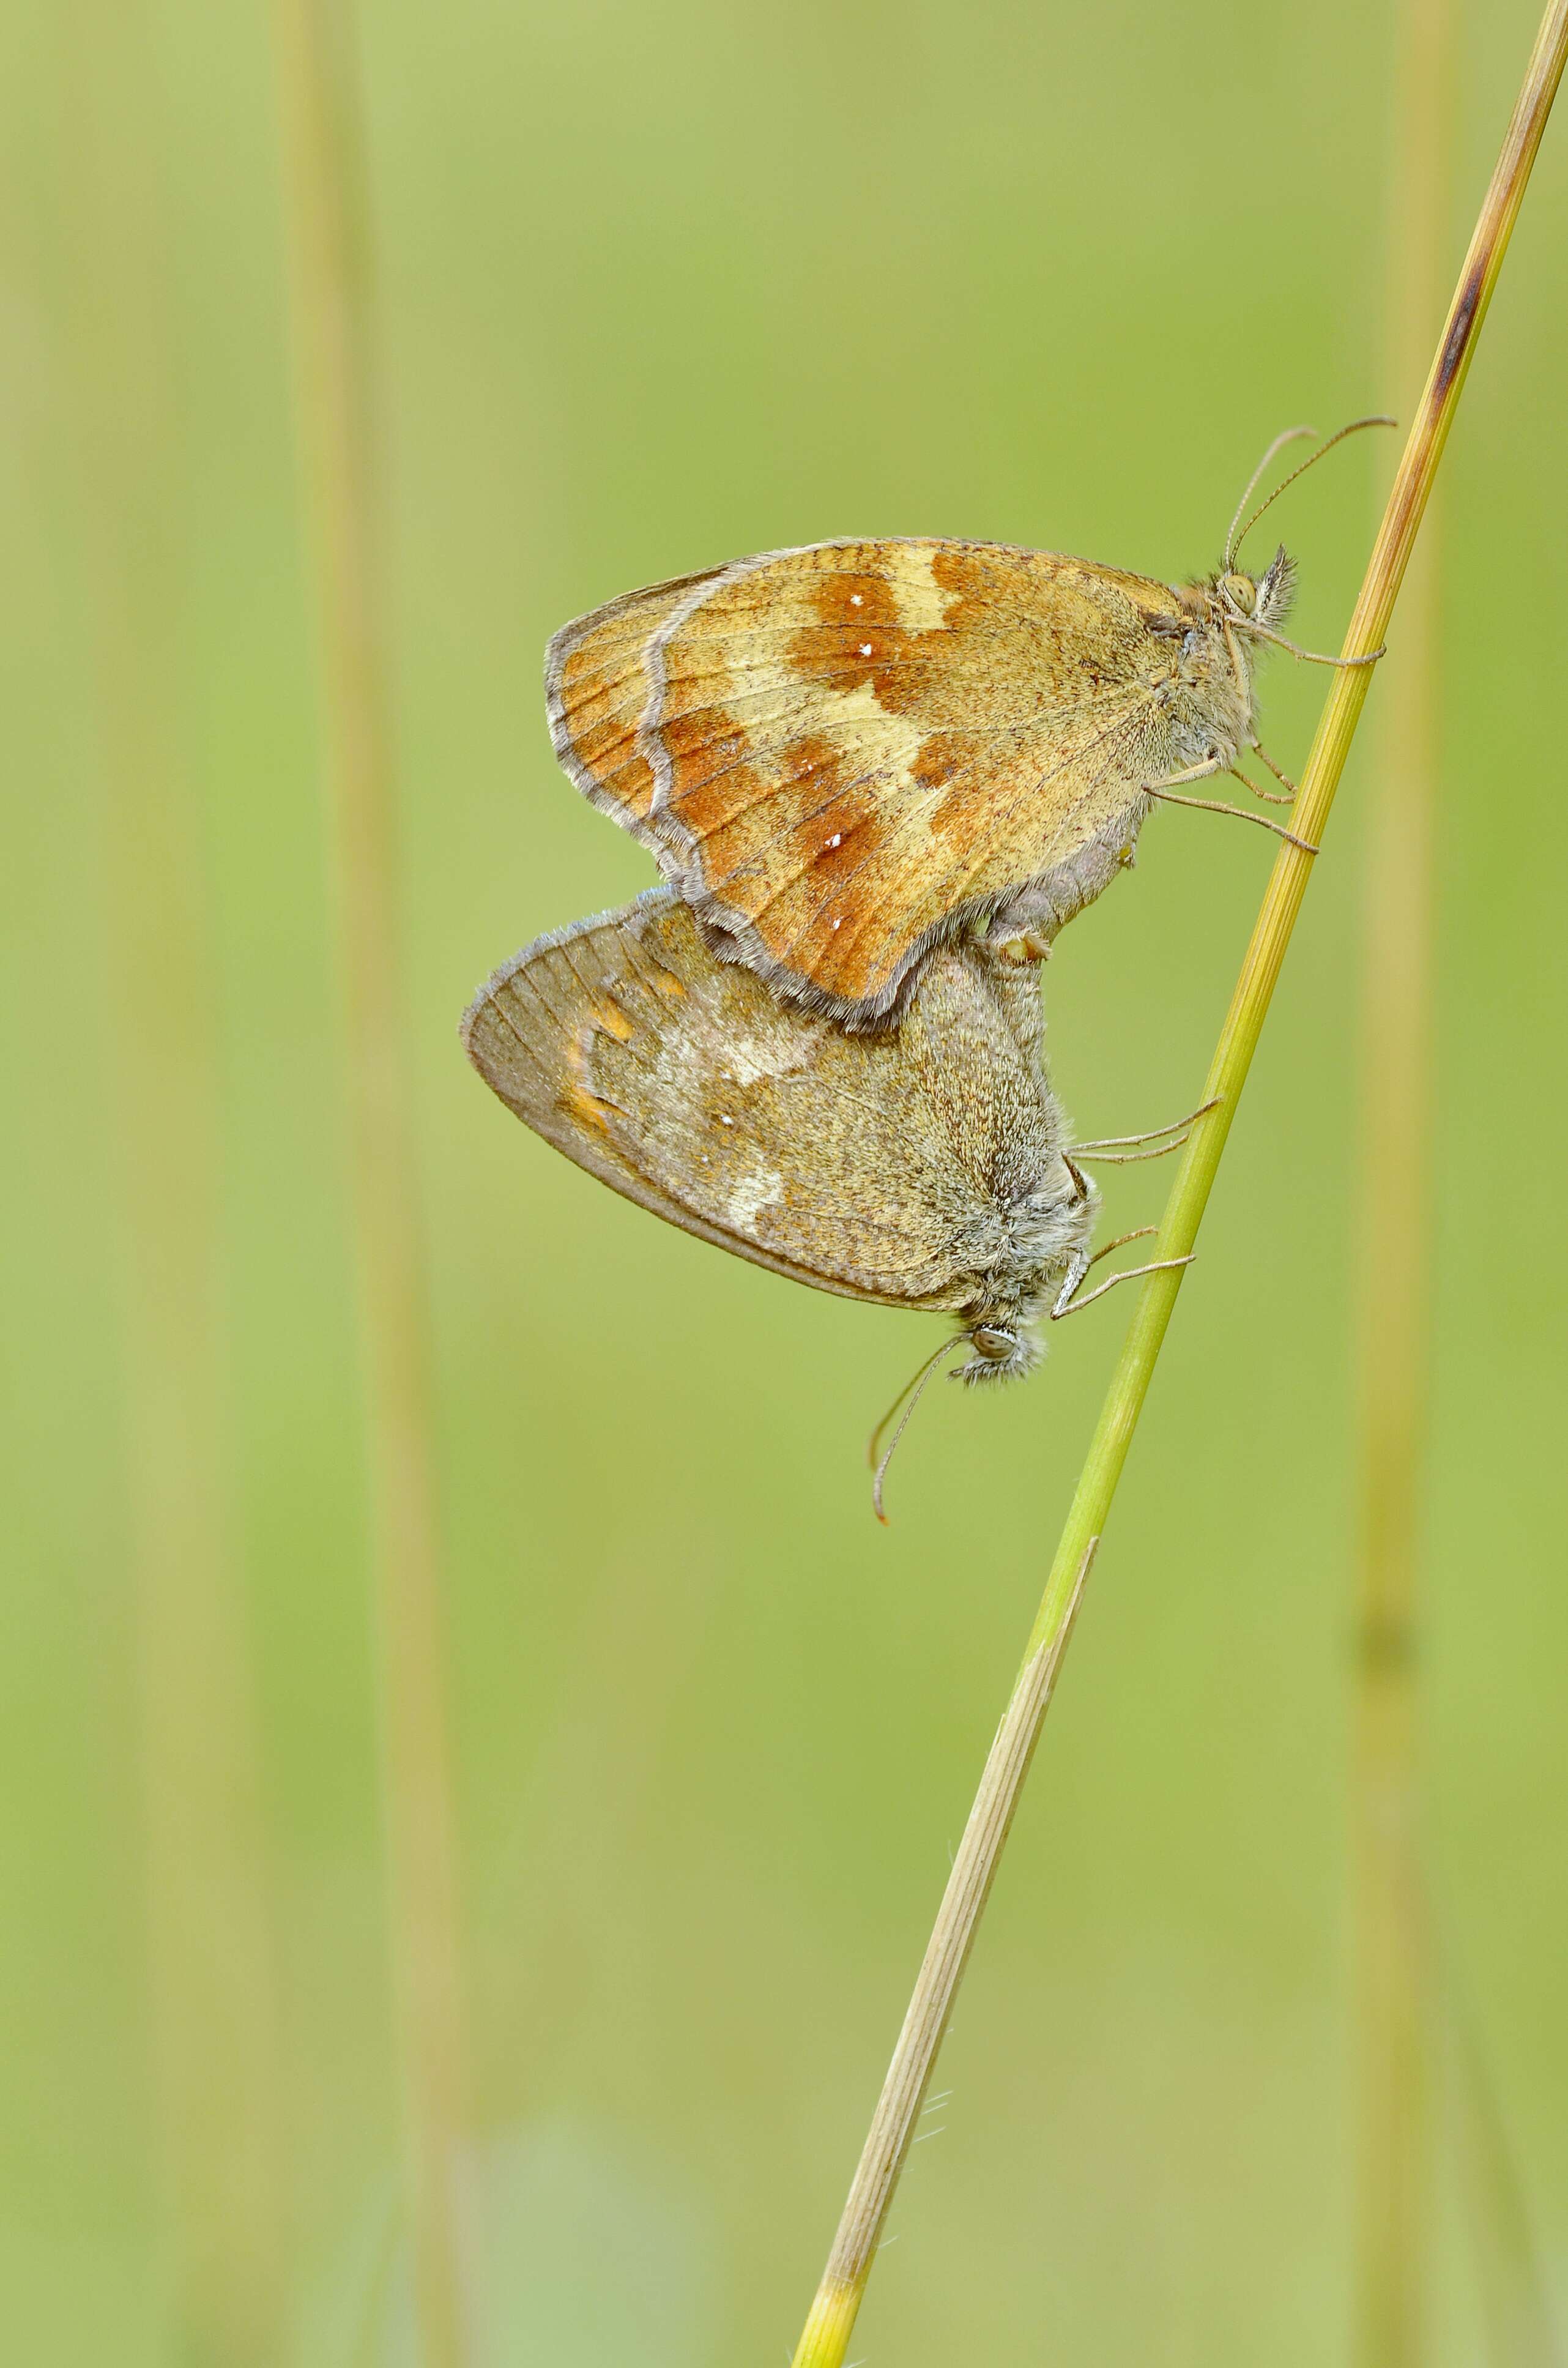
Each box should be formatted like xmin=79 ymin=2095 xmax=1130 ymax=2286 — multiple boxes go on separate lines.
xmin=271 ymin=4 xmax=470 ymax=2361
xmin=790 ymin=6 xmax=1568 ymax=2358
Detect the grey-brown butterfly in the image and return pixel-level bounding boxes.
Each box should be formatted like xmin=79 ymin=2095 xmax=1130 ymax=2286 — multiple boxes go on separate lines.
xmin=461 ymin=889 xmax=1192 ymax=1510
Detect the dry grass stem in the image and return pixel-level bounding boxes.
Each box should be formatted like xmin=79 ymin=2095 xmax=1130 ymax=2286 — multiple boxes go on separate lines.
xmin=1351 ymin=0 xmax=1452 ymax=2359
xmin=65 ymin=7 xmax=290 ymax=2355
xmin=271 ymin=2 xmax=470 ymax=2359
xmin=1446 ymin=1990 xmax=1564 ymax=2367
xmin=790 ymin=4 xmax=1568 ymax=2358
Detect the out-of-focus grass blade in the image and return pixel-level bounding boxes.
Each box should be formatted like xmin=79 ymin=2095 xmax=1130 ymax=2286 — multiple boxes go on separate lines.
xmin=61 ymin=1 xmax=289 ymax=2355
xmin=270 ymin=2 xmax=472 ymax=2361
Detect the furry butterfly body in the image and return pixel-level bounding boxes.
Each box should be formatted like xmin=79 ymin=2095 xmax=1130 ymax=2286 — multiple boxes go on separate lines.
xmin=461 ymin=887 xmax=1101 ymax=1383
xmin=546 ymin=535 xmax=1298 ymax=1025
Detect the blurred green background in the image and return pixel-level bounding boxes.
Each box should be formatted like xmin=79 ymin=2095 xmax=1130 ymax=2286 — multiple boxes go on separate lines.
xmin=4 ymin=0 xmax=1566 ymax=2361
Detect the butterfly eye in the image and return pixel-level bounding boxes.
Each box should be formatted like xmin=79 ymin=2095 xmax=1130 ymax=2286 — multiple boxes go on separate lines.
xmin=1219 ymin=571 xmax=1258 ymax=616
xmin=970 ymin=1326 xmax=1016 ymax=1361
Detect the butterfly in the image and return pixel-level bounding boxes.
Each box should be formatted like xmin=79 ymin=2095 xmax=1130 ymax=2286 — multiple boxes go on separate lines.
xmin=462 ymin=887 xmax=1192 ymax=1458
xmin=544 ymin=423 xmax=1386 ymax=1026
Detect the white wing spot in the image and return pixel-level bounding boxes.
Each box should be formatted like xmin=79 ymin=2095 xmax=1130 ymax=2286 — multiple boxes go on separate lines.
xmin=850 ymin=592 xmax=863 ymax=606
xmin=858 ymin=642 xmax=872 ymax=657
xmin=718 ymin=1113 xmax=734 ymax=1126
xmin=727 ymin=1166 xmax=782 ymax=1237
xmin=705 ymin=1026 xmax=823 ymax=1086
xmin=832 ymin=917 xmax=843 ymax=930
xmin=826 ymin=832 xmax=842 ymax=848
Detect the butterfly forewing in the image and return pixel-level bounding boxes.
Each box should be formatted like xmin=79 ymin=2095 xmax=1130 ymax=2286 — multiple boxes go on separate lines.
xmin=546 ymin=564 xmax=725 ymax=835
xmin=461 ymin=888 xmax=1063 ymax=1312
xmin=547 ymin=538 xmax=1204 ymax=1021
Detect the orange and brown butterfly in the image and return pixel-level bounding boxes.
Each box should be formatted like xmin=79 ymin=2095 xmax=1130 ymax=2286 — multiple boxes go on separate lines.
xmin=544 ymin=423 xmax=1388 ymax=1026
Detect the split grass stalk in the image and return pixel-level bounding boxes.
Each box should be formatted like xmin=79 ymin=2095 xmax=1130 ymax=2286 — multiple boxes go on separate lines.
xmin=271 ymin=4 xmax=470 ymax=2361
xmin=789 ymin=4 xmax=1568 ymax=2359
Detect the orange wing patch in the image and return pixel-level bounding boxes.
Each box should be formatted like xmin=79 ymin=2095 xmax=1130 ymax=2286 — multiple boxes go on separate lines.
xmin=546 ymin=564 xmax=723 ymax=833
xmin=561 ymin=1041 xmax=616 ymax=1138
xmin=556 ymin=994 xmax=638 ymax=1136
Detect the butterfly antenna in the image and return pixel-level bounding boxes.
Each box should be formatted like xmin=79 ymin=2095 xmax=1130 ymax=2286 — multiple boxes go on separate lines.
xmin=1224 ymin=425 xmax=1318 ymax=568
xmin=1229 ymin=414 xmax=1397 ymax=565
xmin=868 ymin=1337 xmax=964 ymax=1525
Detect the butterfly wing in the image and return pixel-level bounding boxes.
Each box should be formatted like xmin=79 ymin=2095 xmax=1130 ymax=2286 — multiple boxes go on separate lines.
xmin=461 ymin=888 xmax=1058 ymax=1311
xmin=546 ymin=538 xmax=1191 ymax=1022
xmin=546 ymin=564 xmax=726 ymax=840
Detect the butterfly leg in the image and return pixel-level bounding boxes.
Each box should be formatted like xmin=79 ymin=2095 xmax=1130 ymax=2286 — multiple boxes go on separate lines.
xmin=1146 ymin=770 xmax=1318 ymax=855
xmin=1050 ymin=1246 xmax=1196 ymax=1319
xmin=1232 ymin=768 xmax=1297 ymax=806
xmin=1071 ymin=1096 xmax=1221 ymax=1159
xmin=1244 ymin=739 xmax=1299 ymax=802
xmin=1087 ymin=1224 xmax=1158 ymax=1259
xmin=1071 ymin=1134 xmax=1194 ymax=1166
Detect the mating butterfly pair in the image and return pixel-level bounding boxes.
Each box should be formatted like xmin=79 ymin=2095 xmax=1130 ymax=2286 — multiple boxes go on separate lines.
xmin=464 ymin=437 xmax=1380 ymax=1494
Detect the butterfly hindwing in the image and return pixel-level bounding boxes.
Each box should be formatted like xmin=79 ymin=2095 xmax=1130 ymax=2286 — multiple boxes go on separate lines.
xmin=461 ymin=889 xmax=1065 ymax=1312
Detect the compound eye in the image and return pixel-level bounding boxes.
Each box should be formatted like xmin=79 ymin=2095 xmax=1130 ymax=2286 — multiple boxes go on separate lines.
xmin=971 ymin=1326 xmax=1016 ymax=1361
xmin=1219 ymin=571 xmax=1258 ymax=616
